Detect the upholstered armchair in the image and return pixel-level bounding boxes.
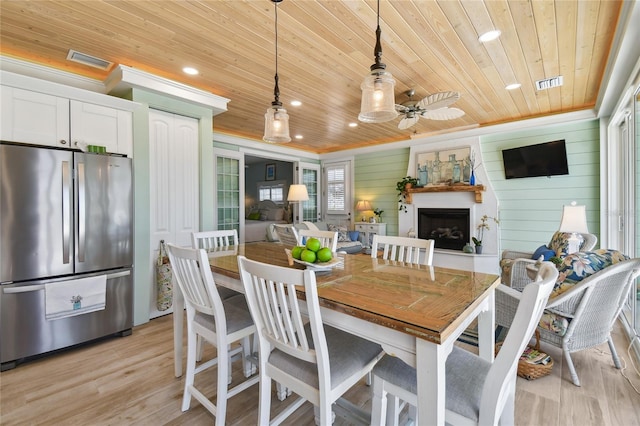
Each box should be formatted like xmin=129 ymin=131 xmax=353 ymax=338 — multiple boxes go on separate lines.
xmin=500 ymin=231 xmax=597 ymax=287
xmin=496 ymin=249 xmax=639 ymax=386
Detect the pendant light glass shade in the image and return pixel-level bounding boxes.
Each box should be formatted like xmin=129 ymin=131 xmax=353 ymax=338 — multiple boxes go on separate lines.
xmin=358 ymin=0 xmax=397 ymax=123
xmin=358 ymin=67 xmax=397 ymax=123
xmin=264 ymin=105 xmax=290 ymax=143
xmin=264 ymin=0 xmax=291 ymax=143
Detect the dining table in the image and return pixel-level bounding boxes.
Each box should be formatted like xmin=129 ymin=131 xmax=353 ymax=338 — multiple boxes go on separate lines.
xmin=173 ymin=241 xmax=500 ymax=426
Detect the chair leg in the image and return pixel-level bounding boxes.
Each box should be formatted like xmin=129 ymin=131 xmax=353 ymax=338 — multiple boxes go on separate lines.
xmin=371 ymin=375 xmax=387 ymax=426
xmin=607 ymin=335 xmax=622 ymax=369
xmin=563 ymin=350 xmax=581 ymax=387
xmin=182 ymin=329 xmax=198 ymax=411
xmin=313 ymin=403 xmax=335 ymax=426
xmin=216 ymin=340 xmax=229 ymax=426
xmin=386 ymin=395 xmax=400 ymax=426
xmin=241 ymin=336 xmax=255 ymax=377
xmin=258 ymin=375 xmax=272 ymax=426
xmin=196 ymin=335 xmax=204 ymax=362
xmin=500 ymin=390 xmax=515 ymax=425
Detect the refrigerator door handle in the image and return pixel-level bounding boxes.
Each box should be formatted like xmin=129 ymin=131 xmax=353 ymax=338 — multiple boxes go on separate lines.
xmin=77 ymin=161 xmax=86 ymax=262
xmin=2 ymin=270 xmax=131 ymax=293
xmin=62 ymin=161 xmax=71 ymax=264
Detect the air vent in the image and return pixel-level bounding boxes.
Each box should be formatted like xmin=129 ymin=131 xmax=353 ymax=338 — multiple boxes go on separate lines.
xmin=66 ymin=50 xmax=112 ymax=70
xmin=535 ymin=76 xmax=564 ymax=91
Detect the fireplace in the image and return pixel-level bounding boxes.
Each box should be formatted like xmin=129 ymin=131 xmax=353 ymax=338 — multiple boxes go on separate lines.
xmin=418 ymin=208 xmax=470 ymax=250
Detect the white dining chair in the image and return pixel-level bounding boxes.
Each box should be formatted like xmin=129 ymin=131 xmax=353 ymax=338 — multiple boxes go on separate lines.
xmin=371 ymin=235 xmax=435 ymax=265
xmin=296 ymin=229 xmax=338 ymax=252
xmin=166 ymin=244 xmax=258 ymax=426
xmin=370 ymin=262 xmax=558 ymax=426
xmin=191 ymin=230 xmax=246 ymax=363
xmin=237 ymin=255 xmax=384 ymax=425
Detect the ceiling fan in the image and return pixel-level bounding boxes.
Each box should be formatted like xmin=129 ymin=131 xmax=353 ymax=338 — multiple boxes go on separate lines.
xmin=394 ymin=89 xmax=465 ymax=130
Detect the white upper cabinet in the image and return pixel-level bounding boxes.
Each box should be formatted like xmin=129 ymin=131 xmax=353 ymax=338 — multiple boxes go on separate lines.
xmin=70 ymin=100 xmax=133 ymax=157
xmin=1 ymin=86 xmax=70 ymax=147
xmin=0 ymin=71 xmax=137 ymax=157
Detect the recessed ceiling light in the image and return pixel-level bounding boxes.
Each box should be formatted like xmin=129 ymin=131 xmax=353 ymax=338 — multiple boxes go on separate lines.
xmin=478 ymin=30 xmax=501 ymax=43
xmin=291 ymin=100 xmax=302 ymax=107
xmin=348 ymin=122 xmax=358 ymax=128
xmin=506 ymin=83 xmax=521 ymax=90
xmin=183 ymin=67 xmax=199 ymax=75
xmin=294 ymin=135 xmax=303 ymax=140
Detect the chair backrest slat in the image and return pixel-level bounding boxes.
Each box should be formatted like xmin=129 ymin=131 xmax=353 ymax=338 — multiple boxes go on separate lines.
xmin=191 ymin=230 xmax=239 ymax=250
xmin=372 ymin=235 xmax=435 ymax=265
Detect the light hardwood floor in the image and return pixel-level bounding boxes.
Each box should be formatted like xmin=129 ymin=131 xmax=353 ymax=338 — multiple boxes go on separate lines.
xmin=1 ymin=314 xmax=639 ymax=425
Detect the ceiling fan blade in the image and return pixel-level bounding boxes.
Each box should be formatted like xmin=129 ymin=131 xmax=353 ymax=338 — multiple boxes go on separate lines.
xmin=395 ymin=104 xmax=409 ymax=113
xmin=418 ymin=91 xmax=461 ymax=111
xmin=398 ymin=115 xmax=420 ymax=129
xmin=421 ymin=107 xmax=466 ymax=121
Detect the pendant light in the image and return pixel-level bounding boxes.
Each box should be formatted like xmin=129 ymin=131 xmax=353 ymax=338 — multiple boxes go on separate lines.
xmin=358 ymin=0 xmax=397 ymax=123
xmin=264 ymin=0 xmax=291 ymax=143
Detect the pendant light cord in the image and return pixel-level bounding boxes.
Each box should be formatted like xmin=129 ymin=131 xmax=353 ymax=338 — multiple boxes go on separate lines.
xmin=373 ymin=0 xmax=385 ymax=70
xmin=272 ymin=0 xmax=281 ymax=106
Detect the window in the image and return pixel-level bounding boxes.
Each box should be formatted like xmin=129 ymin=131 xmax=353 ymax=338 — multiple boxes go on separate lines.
xmin=325 ymin=161 xmax=350 ymax=215
xmin=258 ymin=180 xmax=285 ymax=203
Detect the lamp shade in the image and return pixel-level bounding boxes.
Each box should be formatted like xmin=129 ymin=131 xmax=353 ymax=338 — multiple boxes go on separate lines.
xmin=264 ymin=105 xmax=291 ymax=143
xmin=558 ymin=202 xmax=589 ymax=234
xmin=287 ymin=184 xmax=309 ymax=202
xmin=358 ymin=68 xmax=397 ymax=123
xmin=356 ymin=200 xmax=373 ymax=211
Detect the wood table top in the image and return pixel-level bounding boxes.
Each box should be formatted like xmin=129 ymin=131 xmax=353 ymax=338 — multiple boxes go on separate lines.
xmin=207 ymin=242 xmax=500 ymax=345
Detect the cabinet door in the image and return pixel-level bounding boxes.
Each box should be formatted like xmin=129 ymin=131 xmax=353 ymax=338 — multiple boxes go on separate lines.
xmin=70 ymin=101 xmax=132 ymax=156
xmin=1 ymin=86 xmax=70 ymax=147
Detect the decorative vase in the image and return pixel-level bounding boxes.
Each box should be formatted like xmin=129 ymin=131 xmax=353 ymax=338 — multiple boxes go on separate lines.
xmin=475 ymin=245 xmax=483 ymax=254
xmin=462 ymin=243 xmax=474 ymax=253
xmin=470 ymin=169 xmax=476 ymax=186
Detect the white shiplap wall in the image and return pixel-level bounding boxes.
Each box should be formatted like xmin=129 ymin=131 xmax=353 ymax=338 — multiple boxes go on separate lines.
xmin=354 ymin=148 xmax=410 ymax=236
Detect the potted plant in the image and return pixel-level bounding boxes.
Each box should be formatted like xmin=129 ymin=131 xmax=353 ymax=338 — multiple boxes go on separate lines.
xmin=373 ymin=208 xmax=384 ymax=223
xmin=396 ymin=176 xmax=419 ymax=212
xmin=472 ymin=214 xmax=499 ymax=254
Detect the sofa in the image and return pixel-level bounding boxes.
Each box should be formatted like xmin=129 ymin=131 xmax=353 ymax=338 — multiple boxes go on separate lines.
xmin=268 ymin=221 xmax=364 ymax=254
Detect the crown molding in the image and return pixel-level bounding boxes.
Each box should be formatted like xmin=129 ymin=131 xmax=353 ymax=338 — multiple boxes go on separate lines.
xmin=105 ymin=65 xmax=229 ymax=115
xmin=0 ymin=55 xmax=107 ymax=93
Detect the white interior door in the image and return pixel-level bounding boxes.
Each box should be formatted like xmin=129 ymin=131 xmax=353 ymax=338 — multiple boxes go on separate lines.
xmin=148 ymin=109 xmax=199 ymax=318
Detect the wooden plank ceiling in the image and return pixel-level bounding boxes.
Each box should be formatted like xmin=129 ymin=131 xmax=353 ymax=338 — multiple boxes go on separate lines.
xmin=0 ymin=0 xmax=622 ymax=153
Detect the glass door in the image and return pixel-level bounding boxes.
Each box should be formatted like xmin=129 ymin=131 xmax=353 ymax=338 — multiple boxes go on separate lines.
xmin=296 ymin=162 xmax=320 ymax=223
xmin=214 ymin=150 xmax=243 ymax=236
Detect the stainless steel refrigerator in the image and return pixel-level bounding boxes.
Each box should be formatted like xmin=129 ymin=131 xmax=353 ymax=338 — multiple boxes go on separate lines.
xmin=0 ymin=142 xmax=133 ymax=370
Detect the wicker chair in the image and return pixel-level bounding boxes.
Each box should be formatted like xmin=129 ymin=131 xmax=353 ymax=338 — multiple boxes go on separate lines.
xmin=500 ymin=232 xmax=597 ymax=287
xmin=496 ymin=257 xmax=640 ymax=386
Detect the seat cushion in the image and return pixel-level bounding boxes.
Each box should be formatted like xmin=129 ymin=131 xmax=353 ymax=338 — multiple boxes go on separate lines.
xmin=445 ymin=347 xmax=491 ymax=421
xmin=268 ymin=324 xmax=383 ymax=389
xmin=372 ymin=346 xmax=490 ymax=422
xmin=194 ymin=294 xmax=254 ymax=334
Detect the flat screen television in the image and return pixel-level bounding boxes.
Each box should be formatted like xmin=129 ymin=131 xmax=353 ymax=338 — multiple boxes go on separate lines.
xmin=502 ymin=139 xmax=569 ymax=179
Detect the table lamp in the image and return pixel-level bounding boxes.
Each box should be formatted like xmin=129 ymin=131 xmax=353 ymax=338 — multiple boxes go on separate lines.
xmin=287 ymin=184 xmax=309 ymax=224
xmin=558 ymin=201 xmax=588 ymax=254
xmin=356 ymin=200 xmax=372 ymax=222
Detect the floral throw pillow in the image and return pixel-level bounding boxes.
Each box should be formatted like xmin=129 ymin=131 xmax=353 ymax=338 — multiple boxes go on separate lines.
xmin=552 ymin=249 xmax=630 ymax=298
xmin=547 ymin=231 xmax=574 ymax=257
xmin=327 ymin=224 xmax=351 ymax=242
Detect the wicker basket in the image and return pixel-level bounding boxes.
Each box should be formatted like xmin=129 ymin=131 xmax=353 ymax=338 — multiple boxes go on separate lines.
xmin=495 ymin=330 xmax=553 ymax=381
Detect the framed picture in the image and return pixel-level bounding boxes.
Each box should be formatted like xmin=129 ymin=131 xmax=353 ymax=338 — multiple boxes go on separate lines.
xmin=415 ymin=146 xmax=472 ymax=186
xmin=265 ymin=163 xmax=276 ymax=181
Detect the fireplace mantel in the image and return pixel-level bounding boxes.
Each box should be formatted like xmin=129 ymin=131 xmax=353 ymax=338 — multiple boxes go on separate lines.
xmin=405 ymin=184 xmax=486 ymax=203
